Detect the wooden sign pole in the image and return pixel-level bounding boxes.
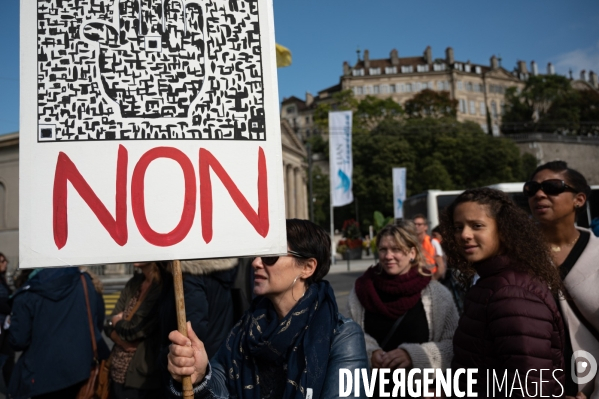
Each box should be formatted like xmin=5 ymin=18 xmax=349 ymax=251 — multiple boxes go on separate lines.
xmin=172 ymin=260 xmax=194 ymax=399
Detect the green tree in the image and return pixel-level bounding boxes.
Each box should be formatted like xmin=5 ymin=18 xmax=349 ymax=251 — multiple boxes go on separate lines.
xmin=404 ymin=89 xmax=458 ymax=119
xmin=502 ymin=75 xmax=599 ymax=135
xmin=313 ymin=91 xmax=403 ymax=134
xmin=307 ymin=94 xmax=536 ymax=232
xmin=310 ymin=165 xmax=330 ymax=228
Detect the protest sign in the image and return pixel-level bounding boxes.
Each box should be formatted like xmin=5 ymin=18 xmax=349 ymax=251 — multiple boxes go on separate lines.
xmin=20 ymin=0 xmax=287 ymax=268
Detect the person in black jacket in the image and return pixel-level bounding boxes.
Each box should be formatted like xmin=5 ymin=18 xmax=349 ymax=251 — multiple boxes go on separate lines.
xmin=0 ymin=253 xmax=13 ymax=388
xmin=8 ymin=267 xmax=109 ymax=399
xmin=159 ymin=258 xmax=239 ymax=390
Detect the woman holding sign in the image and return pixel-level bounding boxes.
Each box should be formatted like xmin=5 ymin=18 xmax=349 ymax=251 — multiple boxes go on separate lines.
xmin=167 ymin=219 xmax=368 ymax=399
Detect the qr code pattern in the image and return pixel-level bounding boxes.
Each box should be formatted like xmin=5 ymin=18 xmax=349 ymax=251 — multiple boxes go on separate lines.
xmin=37 ymin=0 xmax=266 ymax=141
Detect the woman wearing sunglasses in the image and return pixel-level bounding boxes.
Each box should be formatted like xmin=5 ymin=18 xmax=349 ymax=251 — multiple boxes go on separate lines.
xmin=167 ymin=219 xmax=368 ymax=399
xmin=526 ymin=161 xmax=599 ymax=399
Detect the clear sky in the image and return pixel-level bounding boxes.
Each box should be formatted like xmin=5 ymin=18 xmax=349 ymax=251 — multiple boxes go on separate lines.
xmin=1 ymin=0 xmax=598 ymax=135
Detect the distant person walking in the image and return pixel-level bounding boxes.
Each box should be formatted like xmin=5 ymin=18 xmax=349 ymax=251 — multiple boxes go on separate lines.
xmin=413 ymin=214 xmax=445 ymax=279
xmin=8 ymin=267 xmax=109 ymax=399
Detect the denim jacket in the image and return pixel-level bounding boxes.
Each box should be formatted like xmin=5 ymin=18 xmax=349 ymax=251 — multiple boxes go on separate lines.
xmin=169 ymin=314 xmax=369 ymax=399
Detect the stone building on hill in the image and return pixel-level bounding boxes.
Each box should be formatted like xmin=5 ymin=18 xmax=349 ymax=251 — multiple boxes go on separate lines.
xmin=281 ymin=46 xmax=599 ymax=139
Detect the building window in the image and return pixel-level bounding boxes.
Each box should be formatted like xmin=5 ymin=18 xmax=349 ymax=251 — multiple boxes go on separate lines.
xmin=459 ymin=99 xmax=467 ymax=113
xmin=464 ymin=64 xmax=471 ymax=73
xmin=491 ymin=101 xmax=498 ymax=118
xmin=469 ymin=100 xmax=476 ymax=115
xmin=352 ymin=69 xmax=364 ymax=76
xmin=433 ymin=63 xmax=446 ymax=71
xmin=381 ymin=84 xmax=389 ymax=94
xmin=500 ymin=102 xmax=505 ymax=115
xmin=390 ymin=84 xmax=396 ymax=93
xmin=373 ymin=85 xmax=380 ymax=94
xmin=466 ymin=82 xmax=473 ymax=91
xmin=385 ymin=66 xmax=397 ymax=74
xmin=365 ymin=86 xmax=372 ymax=95
xmin=475 ymin=66 xmax=482 ymax=74
xmin=437 ymin=81 xmax=443 ymax=91
xmin=369 ymin=67 xmax=381 ymax=75
xmin=286 ymin=106 xmax=295 ymax=114
xmin=489 ymin=84 xmax=505 ymax=94
xmin=480 ymin=102 xmax=486 ymax=116
xmin=481 ymin=124 xmax=489 ymax=134
xmin=405 ymin=83 xmax=413 ymax=92
xmin=305 ymin=116 xmax=310 ymax=123
xmin=353 ymin=86 xmax=363 ymax=95
xmin=455 ymin=63 xmax=463 ymax=71
xmin=401 ymin=65 xmax=414 ymax=73
xmin=457 ymin=81 xmax=463 ymax=91
xmin=417 ymin=64 xmax=430 ymax=72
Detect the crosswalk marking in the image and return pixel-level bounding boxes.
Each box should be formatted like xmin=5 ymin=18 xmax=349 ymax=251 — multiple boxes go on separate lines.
xmin=103 ymin=292 xmax=121 ymax=316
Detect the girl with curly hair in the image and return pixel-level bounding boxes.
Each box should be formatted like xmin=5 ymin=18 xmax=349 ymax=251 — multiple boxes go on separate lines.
xmin=441 ymin=187 xmax=565 ymax=398
xmin=347 ymin=222 xmax=459 ymax=398
xmin=527 ymin=161 xmax=599 ymax=399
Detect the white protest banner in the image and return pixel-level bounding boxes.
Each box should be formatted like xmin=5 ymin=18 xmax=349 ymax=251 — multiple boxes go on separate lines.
xmin=329 ymin=111 xmax=353 ymax=207
xmin=393 ymin=167 xmax=407 ymax=219
xmin=20 ymin=0 xmax=287 ymax=268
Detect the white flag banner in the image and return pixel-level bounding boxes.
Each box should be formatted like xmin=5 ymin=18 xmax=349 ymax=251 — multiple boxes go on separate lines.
xmin=393 ymin=167 xmax=407 ymax=219
xmin=329 ymin=111 xmax=353 ymax=207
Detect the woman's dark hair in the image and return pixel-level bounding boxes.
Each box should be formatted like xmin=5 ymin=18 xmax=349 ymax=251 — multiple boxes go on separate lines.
xmin=286 ymin=219 xmax=331 ymax=286
xmin=530 ymin=161 xmax=591 ymax=214
xmin=440 ymin=187 xmax=562 ymax=294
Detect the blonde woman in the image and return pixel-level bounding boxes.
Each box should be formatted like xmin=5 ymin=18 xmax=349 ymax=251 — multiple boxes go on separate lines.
xmin=347 ymin=222 xmax=458 ymax=385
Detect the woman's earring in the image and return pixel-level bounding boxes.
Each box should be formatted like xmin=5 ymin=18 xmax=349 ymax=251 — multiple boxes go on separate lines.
xmin=410 ymin=258 xmax=414 ymax=263
xmin=291 ymin=274 xmax=302 ymax=301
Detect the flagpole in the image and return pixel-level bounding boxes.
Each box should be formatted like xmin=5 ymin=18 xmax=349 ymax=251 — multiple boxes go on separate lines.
xmin=329 ymin=131 xmax=335 ymax=266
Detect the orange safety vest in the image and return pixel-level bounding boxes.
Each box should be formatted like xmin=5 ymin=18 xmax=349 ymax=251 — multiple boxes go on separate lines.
xmin=421 ymin=235 xmax=437 ymax=272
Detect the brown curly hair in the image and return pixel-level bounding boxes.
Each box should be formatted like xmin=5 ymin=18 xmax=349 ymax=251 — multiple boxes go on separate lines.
xmin=440 ymin=187 xmax=562 ymax=295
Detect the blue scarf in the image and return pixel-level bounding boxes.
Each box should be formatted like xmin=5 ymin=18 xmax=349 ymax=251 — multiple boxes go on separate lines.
xmin=224 ymin=281 xmax=338 ymax=399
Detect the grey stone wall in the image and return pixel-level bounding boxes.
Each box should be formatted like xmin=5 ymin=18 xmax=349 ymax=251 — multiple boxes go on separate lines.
xmin=514 ymin=137 xmax=599 ymax=184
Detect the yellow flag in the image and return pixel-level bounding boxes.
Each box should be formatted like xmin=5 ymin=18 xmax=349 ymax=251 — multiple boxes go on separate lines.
xmin=276 ymin=44 xmax=292 ymax=68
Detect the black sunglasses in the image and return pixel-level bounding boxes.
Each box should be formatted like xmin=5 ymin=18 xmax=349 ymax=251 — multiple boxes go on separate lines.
xmin=523 ymin=179 xmax=575 ymax=197
xmin=257 ymin=250 xmax=313 ymax=266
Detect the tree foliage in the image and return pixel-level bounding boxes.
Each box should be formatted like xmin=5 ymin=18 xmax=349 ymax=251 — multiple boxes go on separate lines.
xmin=404 ymin=89 xmax=458 ymax=119
xmin=308 ymin=91 xmax=537 ymax=231
xmin=313 ymin=90 xmax=403 ymax=134
xmin=502 ymin=75 xmax=599 ymax=135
